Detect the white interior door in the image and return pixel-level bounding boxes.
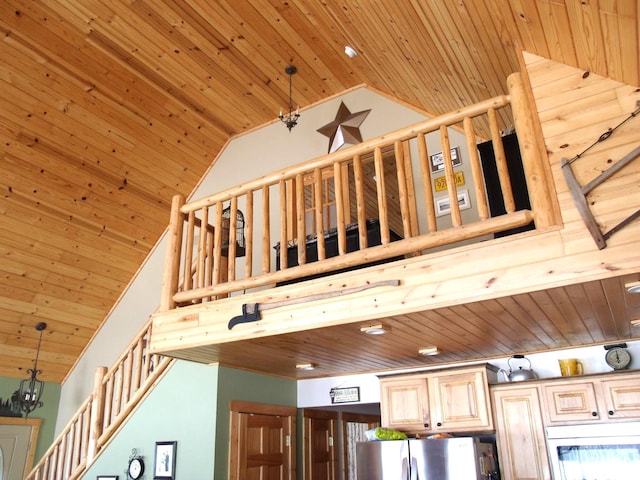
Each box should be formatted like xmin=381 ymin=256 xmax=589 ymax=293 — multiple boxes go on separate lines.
xmin=0 ymin=418 xmax=41 ymax=480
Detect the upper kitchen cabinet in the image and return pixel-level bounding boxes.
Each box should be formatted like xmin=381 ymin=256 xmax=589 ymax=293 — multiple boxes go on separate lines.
xmin=379 ymin=374 xmax=430 ymax=432
xmin=379 ymin=364 xmax=498 ymax=434
xmin=542 ymin=372 xmax=640 ymax=425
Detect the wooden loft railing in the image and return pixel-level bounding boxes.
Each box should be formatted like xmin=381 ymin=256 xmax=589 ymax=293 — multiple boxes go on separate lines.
xmin=25 ymin=322 xmax=174 ymax=480
xmin=160 ymin=73 xmax=560 ymax=309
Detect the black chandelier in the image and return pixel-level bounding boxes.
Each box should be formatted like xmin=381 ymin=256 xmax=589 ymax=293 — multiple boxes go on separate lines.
xmin=279 ymin=65 xmax=300 ymax=132
xmin=13 ymin=322 xmax=47 ymax=417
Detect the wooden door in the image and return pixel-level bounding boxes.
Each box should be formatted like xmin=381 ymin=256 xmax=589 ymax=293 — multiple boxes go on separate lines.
xmin=302 ymin=409 xmax=338 ymax=480
xmin=429 ymin=368 xmax=493 ymax=431
xmin=229 ymin=401 xmax=296 ymax=480
xmin=492 ymin=385 xmax=551 ymax=480
xmin=0 ymin=417 xmax=41 ymax=480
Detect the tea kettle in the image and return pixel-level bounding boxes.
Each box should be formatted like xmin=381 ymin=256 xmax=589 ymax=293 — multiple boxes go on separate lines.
xmin=500 ymin=354 xmax=538 ymax=382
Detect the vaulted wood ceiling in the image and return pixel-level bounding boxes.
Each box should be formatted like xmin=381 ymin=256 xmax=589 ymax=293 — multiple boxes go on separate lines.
xmin=1 ymin=1 xmax=638 ymax=384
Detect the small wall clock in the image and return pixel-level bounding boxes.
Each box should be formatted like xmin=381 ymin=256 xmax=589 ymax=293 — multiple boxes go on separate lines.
xmin=127 ymin=449 xmax=145 ymax=480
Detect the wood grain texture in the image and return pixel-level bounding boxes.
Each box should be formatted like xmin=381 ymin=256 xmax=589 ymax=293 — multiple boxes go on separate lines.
xmin=0 ymin=0 xmax=638 ymax=382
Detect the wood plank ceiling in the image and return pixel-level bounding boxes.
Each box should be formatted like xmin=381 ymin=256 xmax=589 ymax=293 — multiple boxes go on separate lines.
xmin=1 ymin=1 xmax=638 ymax=383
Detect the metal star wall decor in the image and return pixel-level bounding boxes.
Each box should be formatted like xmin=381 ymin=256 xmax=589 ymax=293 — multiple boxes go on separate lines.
xmin=317 ymin=102 xmax=371 ymax=153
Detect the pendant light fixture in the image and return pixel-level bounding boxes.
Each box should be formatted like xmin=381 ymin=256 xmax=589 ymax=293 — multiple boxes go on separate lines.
xmin=13 ymin=322 xmax=47 ymax=417
xmin=279 ymin=65 xmax=300 ymax=132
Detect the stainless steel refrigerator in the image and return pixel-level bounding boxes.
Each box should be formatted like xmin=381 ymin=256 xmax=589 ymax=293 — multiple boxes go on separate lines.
xmin=356 ymin=437 xmax=498 ymax=479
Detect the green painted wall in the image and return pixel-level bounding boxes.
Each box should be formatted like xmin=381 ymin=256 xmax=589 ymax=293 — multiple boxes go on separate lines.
xmin=0 ymin=375 xmax=61 ymax=463
xmin=83 ymin=360 xmax=218 ymax=479
xmin=214 ymin=366 xmax=297 ymax=479
xmin=81 ymin=361 xmax=296 ymax=480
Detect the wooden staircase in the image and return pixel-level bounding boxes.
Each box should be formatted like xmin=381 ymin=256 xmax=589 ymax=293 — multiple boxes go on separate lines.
xmin=25 ymin=322 xmax=174 ymax=480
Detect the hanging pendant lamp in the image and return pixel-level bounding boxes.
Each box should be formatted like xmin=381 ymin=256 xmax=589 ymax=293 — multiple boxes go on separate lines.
xmin=12 ymin=322 xmax=47 ymax=417
xmin=279 ymin=65 xmax=300 ymax=131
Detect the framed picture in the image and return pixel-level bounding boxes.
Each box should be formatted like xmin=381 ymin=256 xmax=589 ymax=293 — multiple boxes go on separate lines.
xmin=435 ymin=189 xmax=471 ymax=217
xmin=97 ymin=476 xmax=118 ymax=480
xmin=154 ymin=441 xmax=177 ymax=479
xmin=429 ymin=146 xmax=462 ymax=173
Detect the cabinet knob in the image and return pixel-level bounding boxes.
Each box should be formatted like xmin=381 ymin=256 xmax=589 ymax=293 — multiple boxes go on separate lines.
xmin=436 ymin=422 xmax=442 ymax=427
xmin=609 ymin=410 xmax=615 ymax=416
xmin=424 ymin=423 xmax=429 ymax=428
xmin=591 ymin=411 xmax=597 ymax=417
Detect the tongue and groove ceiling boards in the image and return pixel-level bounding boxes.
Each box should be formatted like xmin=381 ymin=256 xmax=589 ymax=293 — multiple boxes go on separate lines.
xmin=0 ymin=1 xmax=637 ymax=382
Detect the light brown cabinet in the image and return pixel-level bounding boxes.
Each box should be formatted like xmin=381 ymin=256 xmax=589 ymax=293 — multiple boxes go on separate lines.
xmin=379 ymin=365 xmax=496 ymax=434
xmin=542 ymin=374 xmax=640 ymax=424
xmin=491 ymin=370 xmax=640 ymax=480
xmin=379 ymin=374 xmax=430 ymax=432
xmin=492 ymin=384 xmax=551 ymax=480
xmin=542 ymin=381 xmax=601 ymax=423
xmin=599 ymin=377 xmax=640 ymax=420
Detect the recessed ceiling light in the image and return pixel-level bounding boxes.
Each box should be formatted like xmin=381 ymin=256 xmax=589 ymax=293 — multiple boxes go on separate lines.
xmin=360 ymin=323 xmax=388 ymax=335
xmin=344 ymin=45 xmax=357 ymax=58
xmin=296 ymin=363 xmax=317 ymax=371
xmin=626 ymin=281 xmax=640 ymax=294
xmin=418 ymin=346 xmax=439 ymax=356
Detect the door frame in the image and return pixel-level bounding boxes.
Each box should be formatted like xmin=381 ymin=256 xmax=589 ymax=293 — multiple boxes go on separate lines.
xmin=302 ymin=408 xmax=339 ymax=480
xmin=340 ymin=412 xmax=379 ymax=480
xmin=228 ymin=401 xmax=297 ymax=480
xmin=0 ymin=416 xmax=41 ymax=478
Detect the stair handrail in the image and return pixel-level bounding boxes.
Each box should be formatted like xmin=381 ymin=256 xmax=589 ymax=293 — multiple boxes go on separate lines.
xmin=25 ymin=321 xmax=174 ymax=480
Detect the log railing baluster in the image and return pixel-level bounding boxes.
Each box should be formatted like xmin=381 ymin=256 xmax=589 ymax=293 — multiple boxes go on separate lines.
xmin=395 ymin=140 xmax=412 ymax=239
xmin=464 ymin=117 xmax=490 ymax=220
xmin=417 ymin=132 xmax=437 ymax=234
xmin=295 ymin=174 xmax=306 ymax=265
xmin=352 ymin=154 xmax=368 ymax=249
xmin=261 ymin=185 xmax=270 ymax=274
xmin=245 ymin=190 xmax=254 ymax=278
xmin=279 ymin=180 xmax=288 ymax=270
xmin=440 ymin=125 xmax=462 ymax=227
xmin=334 ymin=161 xmax=347 ymax=255
xmin=313 ymin=168 xmax=326 ymax=260
xmin=488 ymin=107 xmax=515 ymax=213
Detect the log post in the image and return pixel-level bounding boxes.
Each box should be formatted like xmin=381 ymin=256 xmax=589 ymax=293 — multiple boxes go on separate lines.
xmin=86 ymin=366 xmax=107 ymax=464
xmin=160 ymin=195 xmax=185 ymax=311
xmin=507 ymin=72 xmax=562 ymax=228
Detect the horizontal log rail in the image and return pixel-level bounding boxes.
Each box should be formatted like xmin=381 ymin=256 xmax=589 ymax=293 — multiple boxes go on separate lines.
xmin=161 ymin=72 xmax=559 ymax=309
xmin=25 ymin=323 xmax=175 ymax=480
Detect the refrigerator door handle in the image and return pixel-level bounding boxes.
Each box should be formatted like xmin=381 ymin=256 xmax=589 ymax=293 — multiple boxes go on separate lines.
xmin=410 ymin=456 xmax=418 ymax=480
xmin=401 ymin=457 xmax=409 ymax=480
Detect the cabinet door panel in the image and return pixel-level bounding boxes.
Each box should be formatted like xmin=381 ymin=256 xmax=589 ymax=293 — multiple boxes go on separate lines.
xmin=600 ymin=378 xmax=640 ymax=420
xmin=493 ymin=386 xmax=551 ymax=480
xmin=380 ymin=377 xmax=430 ymax=431
xmin=542 ymin=382 xmax=600 ymax=423
xmin=429 ymin=370 xmax=492 ymax=431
